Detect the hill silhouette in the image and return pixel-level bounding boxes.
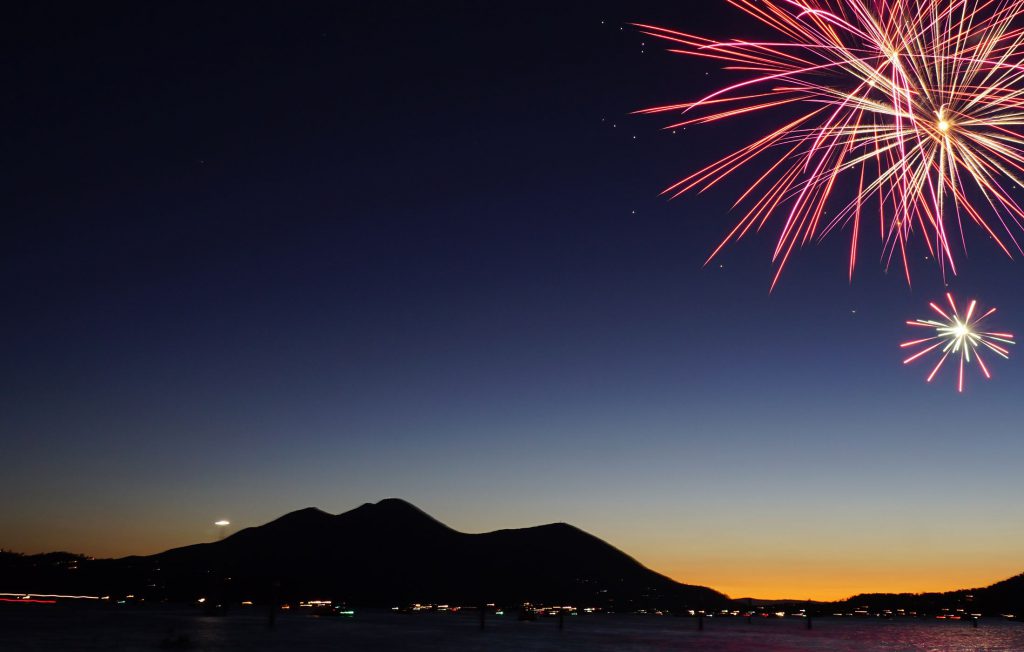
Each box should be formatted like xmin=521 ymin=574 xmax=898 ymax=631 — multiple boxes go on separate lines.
xmin=9 ymin=501 xmax=1024 ymax=614
xmin=839 ymin=572 xmax=1024 ymax=615
xmin=132 ymin=498 xmax=727 ymax=608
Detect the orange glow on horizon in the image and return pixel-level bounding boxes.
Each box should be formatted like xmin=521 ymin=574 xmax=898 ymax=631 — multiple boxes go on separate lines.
xmin=653 ymin=558 xmax=1021 ymax=602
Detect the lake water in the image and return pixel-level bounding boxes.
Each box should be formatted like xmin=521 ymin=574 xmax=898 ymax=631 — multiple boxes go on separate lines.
xmin=3 ymin=606 xmax=1024 ymax=651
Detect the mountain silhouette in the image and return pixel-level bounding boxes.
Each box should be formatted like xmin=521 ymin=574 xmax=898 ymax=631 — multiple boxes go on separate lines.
xmin=143 ymin=498 xmax=727 ymax=608
xmin=6 ymin=503 xmax=1024 ymax=614
xmin=840 ymin=572 xmax=1024 ymax=615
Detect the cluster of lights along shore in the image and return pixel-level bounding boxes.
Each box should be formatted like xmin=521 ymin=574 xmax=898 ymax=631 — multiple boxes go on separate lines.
xmin=2 ymin=592 xmax=1015 ymax=623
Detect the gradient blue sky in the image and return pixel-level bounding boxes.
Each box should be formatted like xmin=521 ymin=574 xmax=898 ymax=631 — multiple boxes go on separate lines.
xmin=4 ymin=1 xmax=1024 ymax=600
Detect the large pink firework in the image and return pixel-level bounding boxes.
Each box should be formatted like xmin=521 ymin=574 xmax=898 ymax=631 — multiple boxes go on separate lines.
xmin=901 ymin=293 xmax=1014 ymax=391
xmin=638 ymin=0 xmax=1024 ymax=288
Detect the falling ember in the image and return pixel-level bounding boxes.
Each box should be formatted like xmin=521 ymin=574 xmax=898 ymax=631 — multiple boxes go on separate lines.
xmin=901 ymin=293 xmax=1014 ymax=392
xmin=636 ymin=1 xmax=1024 ymax=288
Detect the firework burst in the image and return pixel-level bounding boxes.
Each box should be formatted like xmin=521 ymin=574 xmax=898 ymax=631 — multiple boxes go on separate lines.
xmin=901 ymin=293 xmax=1014 ymax=391
xmin=637 ymin=0 xmax=1024 ymax=288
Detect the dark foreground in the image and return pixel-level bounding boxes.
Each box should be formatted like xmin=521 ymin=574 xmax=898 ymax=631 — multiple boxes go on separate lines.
xmin=3 ymin=605 xmax=1024 ymax=651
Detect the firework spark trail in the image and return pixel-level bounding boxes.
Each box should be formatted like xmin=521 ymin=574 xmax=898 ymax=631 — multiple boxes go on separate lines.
xmin=637 ymin=0 xmax=1024 ymax=288
xmin=901 ymin=293 xmax=1014 ymax=391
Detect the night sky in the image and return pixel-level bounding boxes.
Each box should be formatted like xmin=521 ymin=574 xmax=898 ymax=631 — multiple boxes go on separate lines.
xmin=5 ymin=1 xmax=1024 ymax=601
